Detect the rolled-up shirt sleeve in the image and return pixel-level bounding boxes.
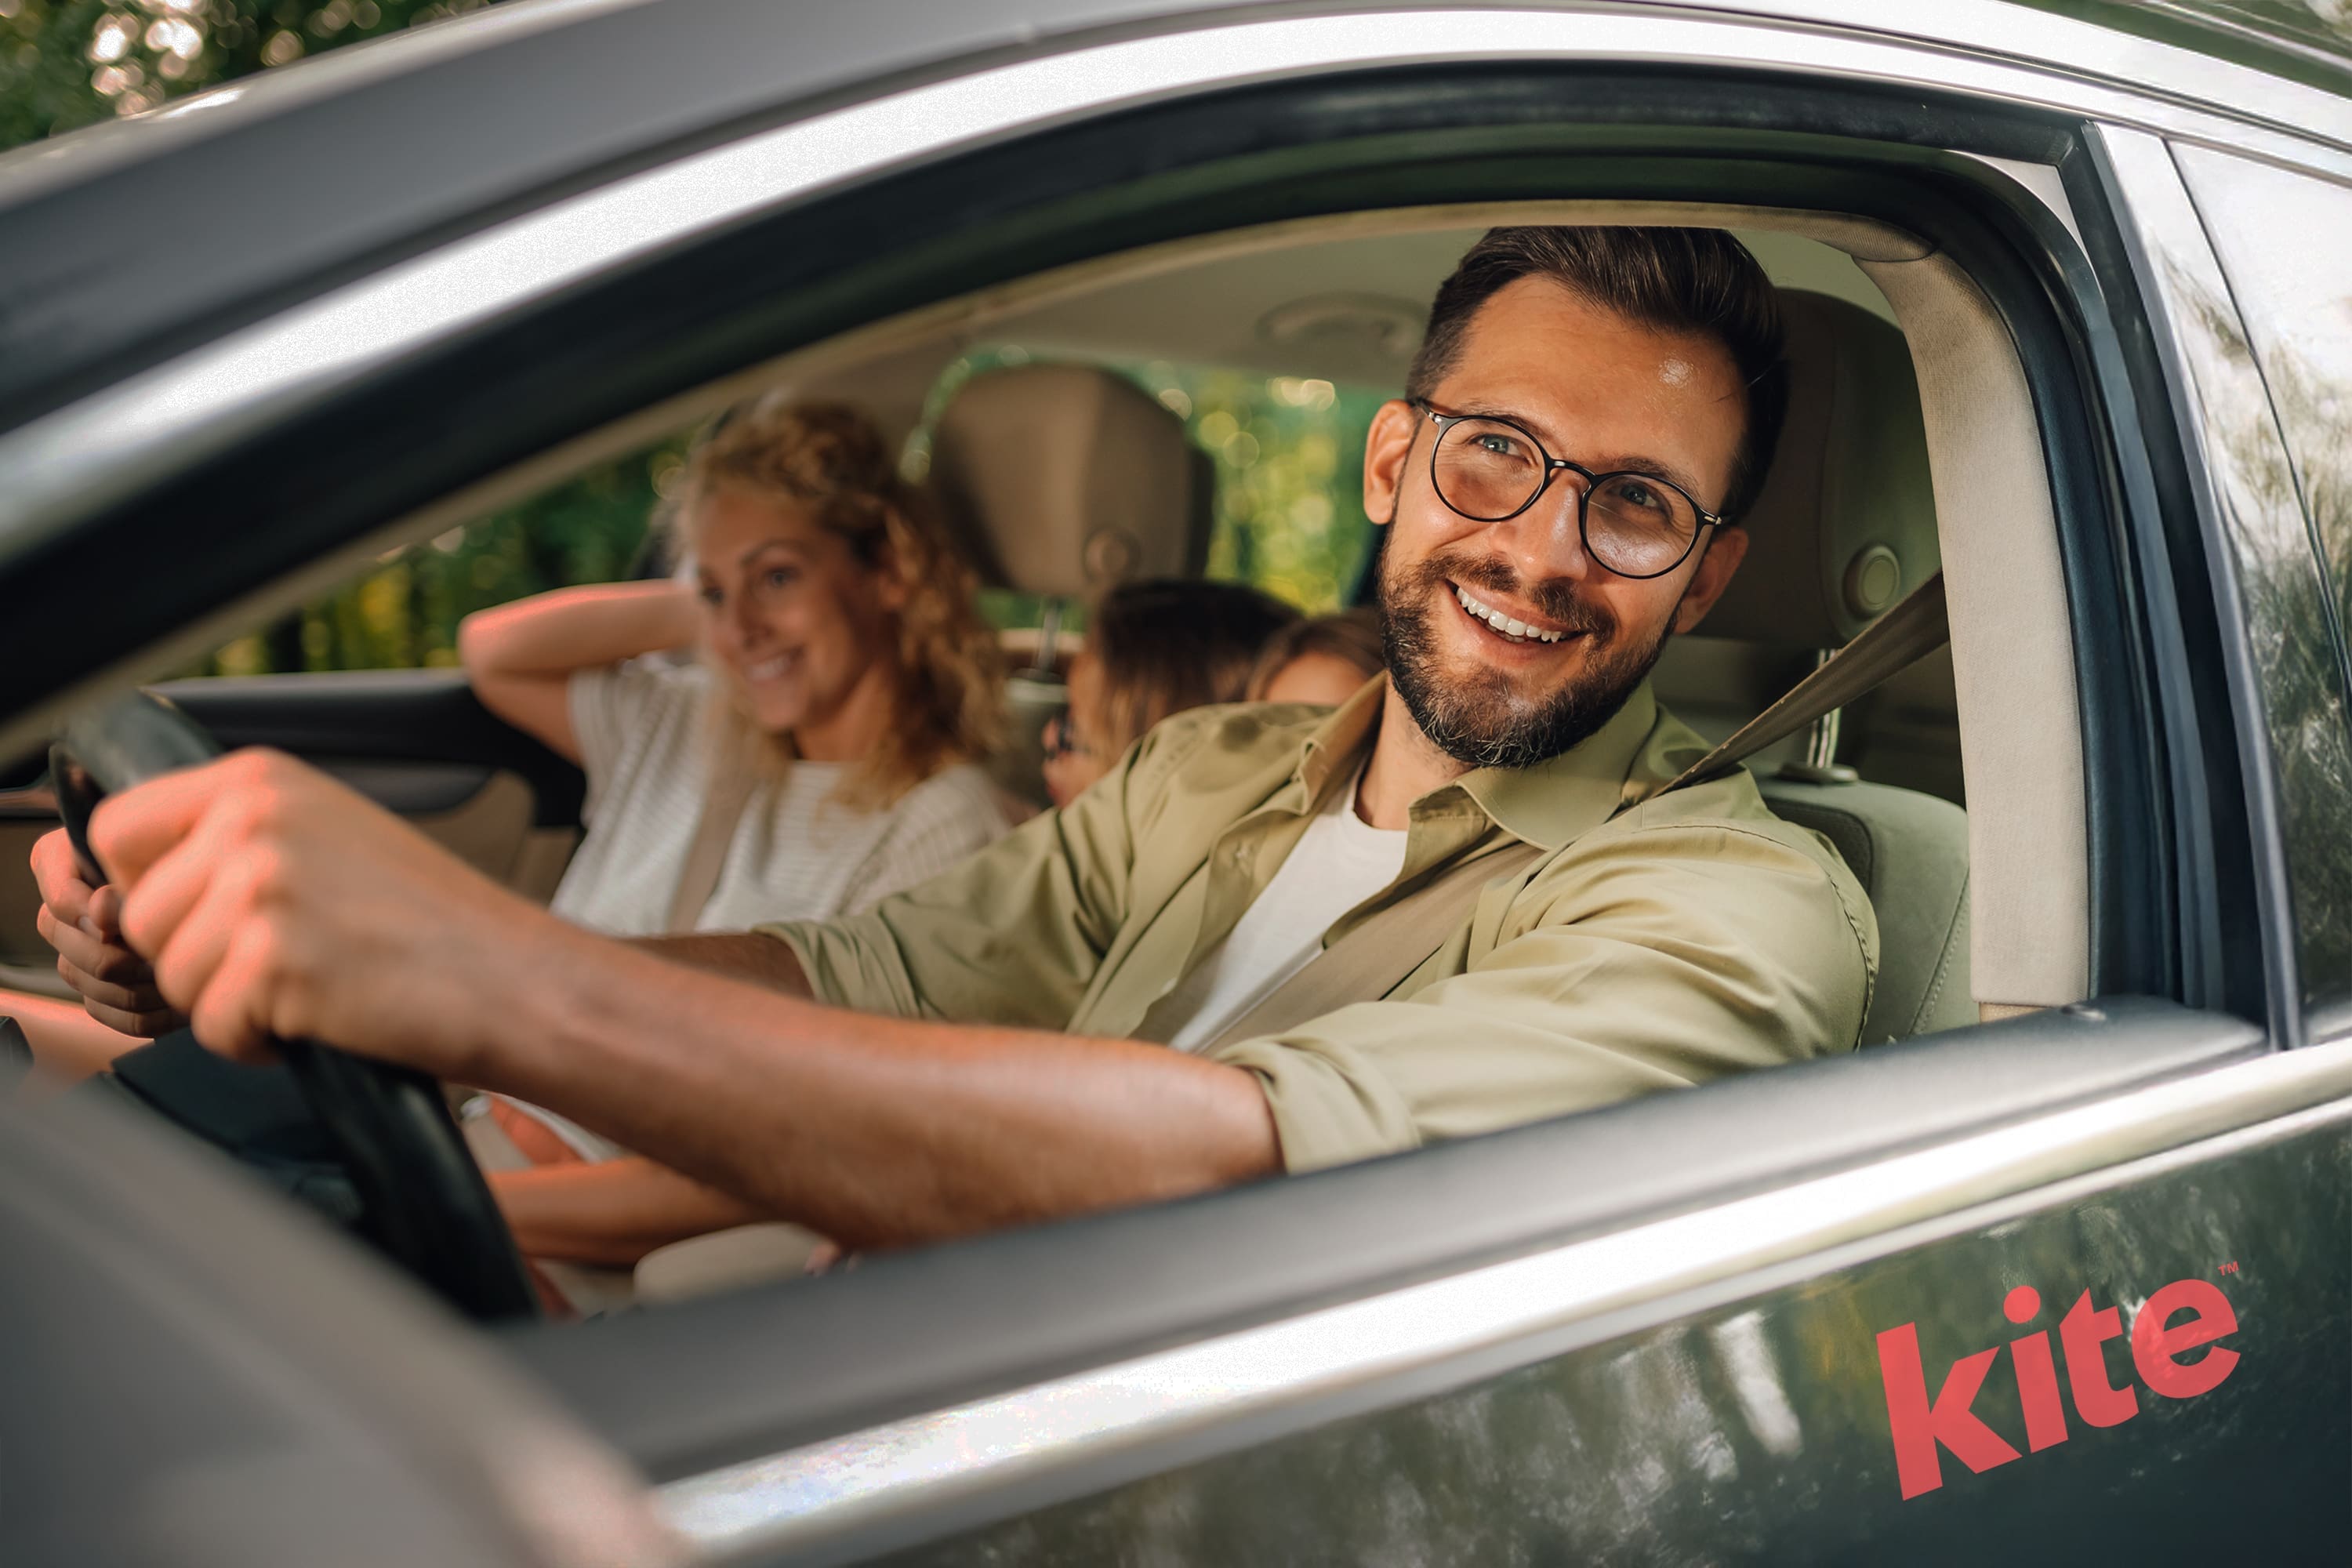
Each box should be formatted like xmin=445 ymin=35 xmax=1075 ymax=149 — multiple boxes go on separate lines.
xmin=1204 ymin=818 xmax=1877 ymax=1172
xmin=760 ymin=721 xmax=1185 ymax=1028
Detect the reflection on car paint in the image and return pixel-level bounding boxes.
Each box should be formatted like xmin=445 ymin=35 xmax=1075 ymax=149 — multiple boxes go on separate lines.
xmin=2107 ymin=130 xmax=2352 ymax=1015
xmin=880 ymin=1116 xmax=2351 ymax=1565
xmin=2175 ymin=143 xmax=2352 ymax=1013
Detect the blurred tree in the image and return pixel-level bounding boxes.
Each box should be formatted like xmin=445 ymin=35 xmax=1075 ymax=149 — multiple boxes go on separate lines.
xmin=0 ymin=0 xmax=488 ymax=147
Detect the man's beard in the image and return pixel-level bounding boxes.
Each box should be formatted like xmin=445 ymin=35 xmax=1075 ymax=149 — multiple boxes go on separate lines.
xmin=1379 ymin=545 xmax=1671 ymax=771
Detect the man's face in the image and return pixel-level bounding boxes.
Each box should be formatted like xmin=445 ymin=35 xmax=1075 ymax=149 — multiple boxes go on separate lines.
xmin=1363 ymin=276 xmax=1753 ymax=768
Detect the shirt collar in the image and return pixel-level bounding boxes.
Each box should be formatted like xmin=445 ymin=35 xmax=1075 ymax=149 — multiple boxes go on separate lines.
xmin=1293 ymin=675 xmax=1389 ymax=804
xmin=1458 ymin=681 xmax=1664 ymax=851
xmin=1287 ymin=675 xmax=1671 ymax=852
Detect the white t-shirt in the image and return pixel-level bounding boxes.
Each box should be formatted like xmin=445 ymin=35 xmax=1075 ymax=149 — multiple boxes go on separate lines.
xmin=508 ymin=657 xmax=1012 ymax=1164
xmin=1162 ymin=768 xmax=1409 ymax=1052
xmin=547 ymin=657 xmax=1011 ymax=937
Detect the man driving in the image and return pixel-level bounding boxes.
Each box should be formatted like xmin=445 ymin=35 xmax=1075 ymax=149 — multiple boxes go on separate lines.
xmin=32 ymin=226 xmax=1876 ymax=1251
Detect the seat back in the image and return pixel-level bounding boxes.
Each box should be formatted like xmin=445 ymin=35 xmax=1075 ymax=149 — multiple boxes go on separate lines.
xmin=924 ymin=362 xmax=1212 ymax=598
xmin=1668 ymin=290 xmax=1970 ymax=1044
xmin=1759 ymin=777 xmax=1972 ymax=1044
xmin=923 ymin=363 xmax=1213 ymax=805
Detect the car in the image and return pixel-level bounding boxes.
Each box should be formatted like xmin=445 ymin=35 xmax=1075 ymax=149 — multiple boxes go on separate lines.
xmin=2 ymin=1 xmax=2350 ymax=1563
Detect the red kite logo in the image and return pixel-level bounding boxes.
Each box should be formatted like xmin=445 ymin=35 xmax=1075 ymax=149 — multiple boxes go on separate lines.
xmin=1876 ymin=1278 xmax=2240 ymax=1499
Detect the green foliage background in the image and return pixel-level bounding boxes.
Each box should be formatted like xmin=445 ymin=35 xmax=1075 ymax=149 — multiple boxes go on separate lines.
xmin=1 ymin=0 xmax=1382 ymax=676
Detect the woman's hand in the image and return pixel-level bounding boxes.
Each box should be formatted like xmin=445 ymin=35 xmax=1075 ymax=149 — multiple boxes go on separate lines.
xmin=31 ymin=826 xmax=187 ymax=1037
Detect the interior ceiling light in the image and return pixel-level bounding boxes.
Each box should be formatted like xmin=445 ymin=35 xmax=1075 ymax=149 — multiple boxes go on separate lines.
xmin=1255 ymin=293 xmax=1426 ymax=358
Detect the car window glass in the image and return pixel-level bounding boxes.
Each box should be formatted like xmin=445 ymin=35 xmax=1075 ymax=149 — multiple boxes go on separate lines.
xmin=2173 ymin=143 xmax=2352 ymax=1011
xmin=187 ymin=351 xmax=1388 ymax=678
xmin=189 ymin=437 xmax=683 ymax=677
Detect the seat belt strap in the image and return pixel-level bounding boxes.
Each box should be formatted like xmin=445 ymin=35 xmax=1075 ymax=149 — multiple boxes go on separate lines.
xmin=1196 ymin=837 xmax=1548 ymax=1052
xmin=666 ymin=734 xmax=760 ymax=932
xmin=1653 ymin=570 xmax=1950 ymax=798
xmin=1177 ymin=572 xmax=1947 ymax=1048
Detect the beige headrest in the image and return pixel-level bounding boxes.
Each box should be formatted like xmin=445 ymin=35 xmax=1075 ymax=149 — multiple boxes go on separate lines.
xmin=924 ymin=364 xmax=1209 ymax=599
xmin=1699 ymin=290 xmax=1939 ymax=648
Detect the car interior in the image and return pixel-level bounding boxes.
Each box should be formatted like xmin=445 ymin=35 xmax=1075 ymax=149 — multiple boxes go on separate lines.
xmin=0 ymin=196 xmax=2086 ymax=1310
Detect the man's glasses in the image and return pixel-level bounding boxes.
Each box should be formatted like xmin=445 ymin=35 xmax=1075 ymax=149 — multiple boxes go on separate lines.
xmin=1415 ymin=401 xmax=1728 ymax=580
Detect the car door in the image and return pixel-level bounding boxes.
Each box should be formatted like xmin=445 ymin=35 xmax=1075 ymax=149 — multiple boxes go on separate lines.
xmin=5 ymin=6 xmax=2349 ymax=1565
xmin=455 ymin=20 xmax=2340 ymax=1568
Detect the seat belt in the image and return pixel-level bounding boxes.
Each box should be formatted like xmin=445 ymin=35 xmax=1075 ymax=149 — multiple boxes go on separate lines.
xmin=1182 ymin=572 xmax=1947 ymax=1050
xmin=1194 ymin=838 xmax=1548 ymax=1052
xmin=1652 ymin=570 xmax=1950 ymax=798
xmin=665 ymin=733 xmax=761 ymax=933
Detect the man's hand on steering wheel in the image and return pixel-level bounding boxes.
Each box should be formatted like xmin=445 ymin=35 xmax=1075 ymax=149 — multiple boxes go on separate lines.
xmin=32 ymin=827 xmax=187 ymax=1037
xmin=78 ymin=748 xmax=543 ymax=1076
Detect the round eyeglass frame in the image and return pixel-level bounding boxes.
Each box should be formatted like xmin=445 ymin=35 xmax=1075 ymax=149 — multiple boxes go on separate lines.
xmin=1414 ymin=400 xmax=1731 ymax=581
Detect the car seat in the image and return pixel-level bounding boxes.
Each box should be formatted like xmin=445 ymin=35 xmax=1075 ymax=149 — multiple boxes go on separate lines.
xmin=923 ymin=363 xmax=1215 ymax=806
xmin=1666 ymin=289 xmax=1973 ymax=1045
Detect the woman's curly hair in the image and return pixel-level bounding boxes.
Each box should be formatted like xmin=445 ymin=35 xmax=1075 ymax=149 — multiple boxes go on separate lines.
xmin=666 ymin=394 xmax=1004 ymax=803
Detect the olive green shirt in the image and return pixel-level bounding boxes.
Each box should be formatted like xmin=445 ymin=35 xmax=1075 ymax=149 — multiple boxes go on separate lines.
xmin=764 ymin=678 xmax=1877 ymax=1173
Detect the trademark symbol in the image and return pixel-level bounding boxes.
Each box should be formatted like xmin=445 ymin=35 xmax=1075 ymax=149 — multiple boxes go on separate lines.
xmin=2219 ymin=1261 xmax=2239 ymax=1275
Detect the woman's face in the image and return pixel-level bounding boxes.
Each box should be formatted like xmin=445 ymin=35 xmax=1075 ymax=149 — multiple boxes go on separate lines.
xmin=1041 ymin=648 xmax=1109 ymax=809
xmin=689 ymin=487 xmax=905 ymax=750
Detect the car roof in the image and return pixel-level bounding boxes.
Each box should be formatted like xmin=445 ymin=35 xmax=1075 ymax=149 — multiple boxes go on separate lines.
xmin=0 ymin=0 xmax=2341 ymax=440
xmin=0 ymin=0 xmax=1252 ymax=433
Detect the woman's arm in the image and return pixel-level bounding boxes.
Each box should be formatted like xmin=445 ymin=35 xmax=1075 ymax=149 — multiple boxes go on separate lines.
xmin=457 ymin=582 xmax=700 ymax=762
xmin=489 ymin=1156 xmax=770 ymax=1268
xmin=2 ymin=989 xmax=144 ymax=1094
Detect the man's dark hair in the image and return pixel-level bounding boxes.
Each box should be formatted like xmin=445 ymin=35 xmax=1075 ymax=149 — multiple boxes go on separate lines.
xmin=1405 ymin=226 xmax=1789 ymax=522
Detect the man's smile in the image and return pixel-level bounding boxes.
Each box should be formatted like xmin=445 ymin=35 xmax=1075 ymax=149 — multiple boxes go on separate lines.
xmin=1448 ymin=580 xmax=1577 ymax=648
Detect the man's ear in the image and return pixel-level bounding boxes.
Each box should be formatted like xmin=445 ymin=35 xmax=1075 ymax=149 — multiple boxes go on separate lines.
xmin=1671 ymin=525 xmax=1750 ymax=634
xmin=1360 ymin=399 xmax=1421 ymax=528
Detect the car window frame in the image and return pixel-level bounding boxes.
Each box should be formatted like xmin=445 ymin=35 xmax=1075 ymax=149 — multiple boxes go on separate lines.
xmin=0 ymin=25 xmax=2310 ymax=1559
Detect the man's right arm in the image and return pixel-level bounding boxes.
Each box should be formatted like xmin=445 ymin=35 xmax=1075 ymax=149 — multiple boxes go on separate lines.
xmin=760 ymin=728 xmax=1157 ymax=1025
xmin=32 ymin=724 xmax=1155 ymax=1036
xmin=628 ymin=931 xmax=813 ymax=994
xmin=33 ymin=829 xmax=819 ymax=1032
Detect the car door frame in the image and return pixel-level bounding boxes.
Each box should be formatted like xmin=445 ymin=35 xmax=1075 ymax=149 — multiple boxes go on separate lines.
xmin=3 ymin=5 xmax=2346 ymax=1562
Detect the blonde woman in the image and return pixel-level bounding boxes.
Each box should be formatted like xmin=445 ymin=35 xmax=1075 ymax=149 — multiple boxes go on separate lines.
xmin=459 ymin=397 xmax=1011 ymax=1279
xmin=463 ymin=398 xmax=1008 ymax=940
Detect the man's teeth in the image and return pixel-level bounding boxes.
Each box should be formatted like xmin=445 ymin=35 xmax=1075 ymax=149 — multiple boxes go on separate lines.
xmin=746 ymin=655 xmax=792 ymax=680
xmin=1454 ymin=583 xmax=1563 ymax=643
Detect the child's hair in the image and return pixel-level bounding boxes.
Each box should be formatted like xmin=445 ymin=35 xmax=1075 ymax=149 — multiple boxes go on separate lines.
xmin=1244 ymin=607 xmax=1387 ymax=700
xmin=666 ymin=394 xmax=1004 ymax=801
xmin=1085 ymin=579 xmax=1301 ymax=757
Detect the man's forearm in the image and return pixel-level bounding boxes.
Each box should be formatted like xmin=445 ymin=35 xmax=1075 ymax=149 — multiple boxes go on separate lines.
xmin=626 ymin=930 xmax=812 ymax=994
xmin=484 ymin=924 xmax=1280 ymax=1250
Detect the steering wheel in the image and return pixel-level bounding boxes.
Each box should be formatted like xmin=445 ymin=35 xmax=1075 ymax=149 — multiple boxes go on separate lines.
xmin=51 ymin=691 xmax=539 ymax=1322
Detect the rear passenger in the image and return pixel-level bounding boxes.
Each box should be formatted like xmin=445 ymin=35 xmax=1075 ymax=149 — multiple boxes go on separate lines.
xmin=1042 ymin=578 xmax=1300 ymax=808
xmin=460 ymin=396 xmax=1013 ymax=946
xmin=459 ymin=398 xmax=1014 ymax=1299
